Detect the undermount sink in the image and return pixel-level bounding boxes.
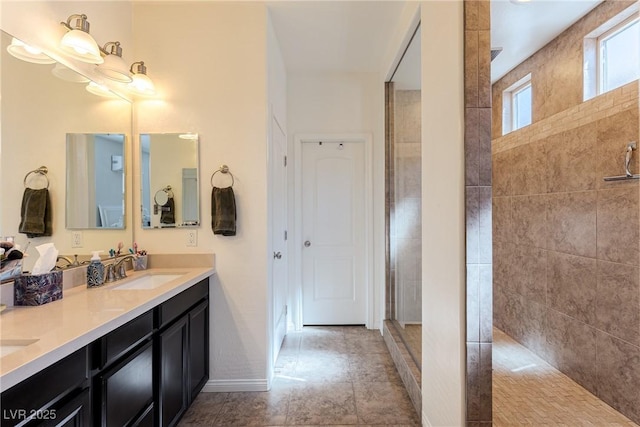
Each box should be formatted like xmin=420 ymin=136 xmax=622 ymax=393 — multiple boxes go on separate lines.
xmin=110 ymin=273 xmax=184 ymax=291
xmin=0 ymin=339 xmax=39 ymax=357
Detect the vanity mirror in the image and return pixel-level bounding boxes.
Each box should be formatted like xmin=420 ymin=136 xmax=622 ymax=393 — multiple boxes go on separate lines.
xmin=66 ymin=133 xmax=126 ymax=229
xmin=0 ymin=30 xmax=133 ymax=269
xmin=140 ymin=133 xmax=200 ymax=228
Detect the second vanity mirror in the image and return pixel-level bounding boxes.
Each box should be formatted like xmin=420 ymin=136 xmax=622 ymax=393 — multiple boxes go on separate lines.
xmin=140 ymin=133 xmax=200 ymax=228
xmin=66 ymin=133 xmax=126 ymax=229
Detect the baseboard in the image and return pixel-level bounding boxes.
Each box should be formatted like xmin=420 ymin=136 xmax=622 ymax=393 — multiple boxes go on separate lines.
xmin=202 ymin=379 xmax=269 ymax=392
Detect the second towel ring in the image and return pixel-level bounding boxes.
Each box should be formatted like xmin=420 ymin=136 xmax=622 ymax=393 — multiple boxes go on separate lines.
xmin=154 ymin=185 xmax=174 ymax=205
xmin=23 ymin=166 xmax=50 ymax=189
xmin=211 ymin=164 xmax=234 ymax=188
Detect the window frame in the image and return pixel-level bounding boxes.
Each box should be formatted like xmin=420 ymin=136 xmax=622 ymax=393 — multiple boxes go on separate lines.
xmin=502 ymin=73 xmax=532 ymax=135
xmin=597 ymin=14 xmax=639 ymax=94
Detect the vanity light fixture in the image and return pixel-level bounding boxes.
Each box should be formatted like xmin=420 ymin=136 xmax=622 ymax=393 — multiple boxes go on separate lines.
xmin=86 ymin=81 xmax=117 ymax=98
xmin=128 ymin=61 xmax=156 ymax=96
xmin=96 ymin=42 xmax=132 ymax=83
xmin=60 ymin=14 xmax=103 ymax=64
xmin=51 ymin=62 xmax=90 ymax=83
xmin=6 ymin=37 xmax=55 ymax=64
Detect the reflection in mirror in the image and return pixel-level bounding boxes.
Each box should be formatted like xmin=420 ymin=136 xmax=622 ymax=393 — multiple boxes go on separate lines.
xmin=0 ymin=30 xmax=132 ymax=271
xmin=140 ymin=134 xmax=200 ymax=228
xmin=66 ymin=134 xmax=126 ymax=229
xmin=386 ymin=25 xmax=422 ymax=370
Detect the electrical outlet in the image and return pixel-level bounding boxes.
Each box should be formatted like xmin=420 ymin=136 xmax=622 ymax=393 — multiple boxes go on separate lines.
xmin=186 ymin=229 xmax=197 ymax=247
xmin=71 ymin=231 xmax=83 ymax=248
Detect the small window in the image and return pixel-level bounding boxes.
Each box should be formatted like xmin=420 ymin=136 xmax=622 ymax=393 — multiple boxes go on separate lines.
xmin=584 ymin=5 xmax=639 ymax=100
xmin=502 ymin=74 xmax=532 ymax=135
xmin=598 ymin=16 xmax=639 ymax=93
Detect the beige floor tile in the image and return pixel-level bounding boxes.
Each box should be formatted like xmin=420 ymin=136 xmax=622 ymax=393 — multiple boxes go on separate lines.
xmin=493 ymin=328 xmax=639 ymax=427
xmin=179 ymin=326 xmax=418 ymax=427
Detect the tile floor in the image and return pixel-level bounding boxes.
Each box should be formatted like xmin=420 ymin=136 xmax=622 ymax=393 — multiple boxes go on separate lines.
xmin=493 ymin=328 xmax=640 ymax=427
xmin=179 ymin=326 xmax=420 ymax=426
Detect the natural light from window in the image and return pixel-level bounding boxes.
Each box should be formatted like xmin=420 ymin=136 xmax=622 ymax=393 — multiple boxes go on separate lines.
xmin=512 ymin=83 xmax=532 ymax=131
xmin=502 ymin=74 xmax=532 ymax=135
xmin=599 ymin=17 xmax=639 ymax=93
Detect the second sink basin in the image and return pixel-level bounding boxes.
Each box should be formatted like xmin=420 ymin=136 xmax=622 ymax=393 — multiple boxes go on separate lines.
xmin=111 ymin=273 xmax=184 ymax=291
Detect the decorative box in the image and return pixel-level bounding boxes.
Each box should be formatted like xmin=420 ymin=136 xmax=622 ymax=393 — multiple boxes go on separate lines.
xmin=14 ymin=271 xmax=63 ymax=306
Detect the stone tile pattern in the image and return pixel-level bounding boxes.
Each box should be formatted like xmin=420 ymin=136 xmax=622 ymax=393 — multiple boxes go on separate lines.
xmin=491 ymin=0 xmax=635 ymax=138
xmin=179 ymin=326 xmax=420 ymax=426
xmin=493 ymin=328 xmax=639 ymax=427
xmin=385 ymin=82 xmax=395 ymax=321
xmin=465 ymin=0 xmax=493 ymax=425
xmin=492 ymin=3 xmax=640 ymax=422
xmin=391 ymin=90 xmax=422 ymax=330
xmin=383 ymin=320 xmax=422 ymax=418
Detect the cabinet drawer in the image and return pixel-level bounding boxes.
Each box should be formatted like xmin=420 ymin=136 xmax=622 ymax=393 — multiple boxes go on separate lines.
xmin=94 ymin=310 xmax=153 ymax=369
xmin=1 ymin=347 xmax=88 ymax=427
xmin=158 ymin=279 xmax=208 ymax=329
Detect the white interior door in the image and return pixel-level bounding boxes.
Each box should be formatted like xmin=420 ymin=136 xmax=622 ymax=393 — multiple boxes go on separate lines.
xmin=301 ymin=140 xmax=366 ymax=325
xmin=271 ymin=116 xmax=288 ymax=361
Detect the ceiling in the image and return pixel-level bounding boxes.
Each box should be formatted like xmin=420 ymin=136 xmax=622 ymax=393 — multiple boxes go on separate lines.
xmin=267 ymin=1 xmax=406 ymax=74
xmin=267 ymin=0 xmax=604 ymax=87
xmin=491 ymin=0 xmax=602 ymax=82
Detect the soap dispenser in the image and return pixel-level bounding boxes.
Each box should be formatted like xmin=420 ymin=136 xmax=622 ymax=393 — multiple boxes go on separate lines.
xmin=87 ymin=251 xmax=104 ymax=288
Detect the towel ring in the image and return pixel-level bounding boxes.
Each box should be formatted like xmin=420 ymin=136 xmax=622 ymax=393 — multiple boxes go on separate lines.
xmin=153 ymin=185 xmax=174 ymax=205
xmin=23 ymin=166 xmax=50 ymax=189
xmin=210 ymin=164 xmax=234 ymax=188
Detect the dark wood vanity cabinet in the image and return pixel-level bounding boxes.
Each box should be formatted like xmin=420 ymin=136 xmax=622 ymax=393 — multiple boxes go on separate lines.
xmin=157 ymin=280 xmax=210 ymax=427
xmin=0 ymin=277 xmax=209 ymax=427
xmin=0 ymin=347 xmax=90 ymax=427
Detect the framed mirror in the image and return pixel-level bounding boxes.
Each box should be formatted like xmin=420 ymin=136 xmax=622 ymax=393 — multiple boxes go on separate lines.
xmin=66 ymin=133 xmax=126 ymax=229
xmin=0 ymin=30 xmax=132 ymax=271
xmin=140 ymin=133 xmax=200 ymax=228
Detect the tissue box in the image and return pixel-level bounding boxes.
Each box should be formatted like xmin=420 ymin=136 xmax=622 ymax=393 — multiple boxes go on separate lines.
xmin=14 ymin=271 xmax=63 ymax=306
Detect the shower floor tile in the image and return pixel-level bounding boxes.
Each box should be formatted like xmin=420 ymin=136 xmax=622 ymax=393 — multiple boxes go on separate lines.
xmin=179 ymin=326 xmax=419 ymax=426
xmin=493 ymin=328 xmax=639 ymax=426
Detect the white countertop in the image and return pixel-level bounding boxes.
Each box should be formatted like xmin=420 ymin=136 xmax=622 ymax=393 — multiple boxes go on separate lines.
xmin=0 ymin=267 xmax=214 ymax=392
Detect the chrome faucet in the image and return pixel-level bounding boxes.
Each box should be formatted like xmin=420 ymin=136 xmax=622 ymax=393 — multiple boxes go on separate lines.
xmin=55 ymin=255 xmax=74 ymax=270
xmin=107 ymin=255 xmax=136 ymax=282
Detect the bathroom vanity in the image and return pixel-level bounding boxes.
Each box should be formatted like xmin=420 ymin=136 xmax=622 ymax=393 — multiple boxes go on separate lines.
xmin=0 ymin=267 xmax=213 ymax=427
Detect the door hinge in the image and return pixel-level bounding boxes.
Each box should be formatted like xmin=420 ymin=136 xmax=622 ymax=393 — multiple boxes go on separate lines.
xmin=284 ymin=230 xmax=288 ymax=241
xmin=284 ymin=305 xmax=288 ymax=315
xmin=284 ymin=156 xmax=287 ymax=167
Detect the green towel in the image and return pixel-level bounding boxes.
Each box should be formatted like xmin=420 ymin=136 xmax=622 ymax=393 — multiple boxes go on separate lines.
xmin=19 ymin=188 xmax=52 ymax=237
xmin=211 ymin=187 xmax=236 ymax=236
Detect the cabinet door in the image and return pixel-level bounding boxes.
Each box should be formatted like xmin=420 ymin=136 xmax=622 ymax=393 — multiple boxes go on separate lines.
xmin=158 ymin=315 xmax=188 ymax=427
xmin=188 ymin=300 xmax=209 ymax=402
xmin=94 ymin=341 xmax=153 ymax=427
xmin=40 ymin=388 xmax=90 ymax=427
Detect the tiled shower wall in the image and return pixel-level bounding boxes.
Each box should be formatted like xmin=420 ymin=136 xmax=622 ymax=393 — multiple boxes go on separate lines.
xmin=392 ymin=90 xmax=422 ymax=325
xmin=492 ymin=1 xmax=640 ymax=422
xmin=464 ymin=0 xmax=492 ymax=425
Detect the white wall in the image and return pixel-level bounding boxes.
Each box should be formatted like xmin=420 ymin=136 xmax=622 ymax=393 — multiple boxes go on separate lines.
xmin=132 ymin=2 xmax=271 ymax=389
xmin=287 ymin=71 xmax=385 ymax=329
xmin=420 ymin=2 xmax=466 ymax=425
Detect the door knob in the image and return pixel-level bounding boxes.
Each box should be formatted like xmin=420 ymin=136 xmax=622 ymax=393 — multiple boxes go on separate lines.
xmin=273 ymin=251 xmax=282 ymax=259
xmin=304 ymin=241 xmax=311 ymax=247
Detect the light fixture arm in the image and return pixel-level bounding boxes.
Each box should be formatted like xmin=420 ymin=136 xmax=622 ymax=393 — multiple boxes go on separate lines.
xmin=61 ymin=14 xmax=90 ymax=33
xmin=130 ymin=61 xmax=147 ymax=75
xmin=100 ymin=41 xmax=123 ymax=57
